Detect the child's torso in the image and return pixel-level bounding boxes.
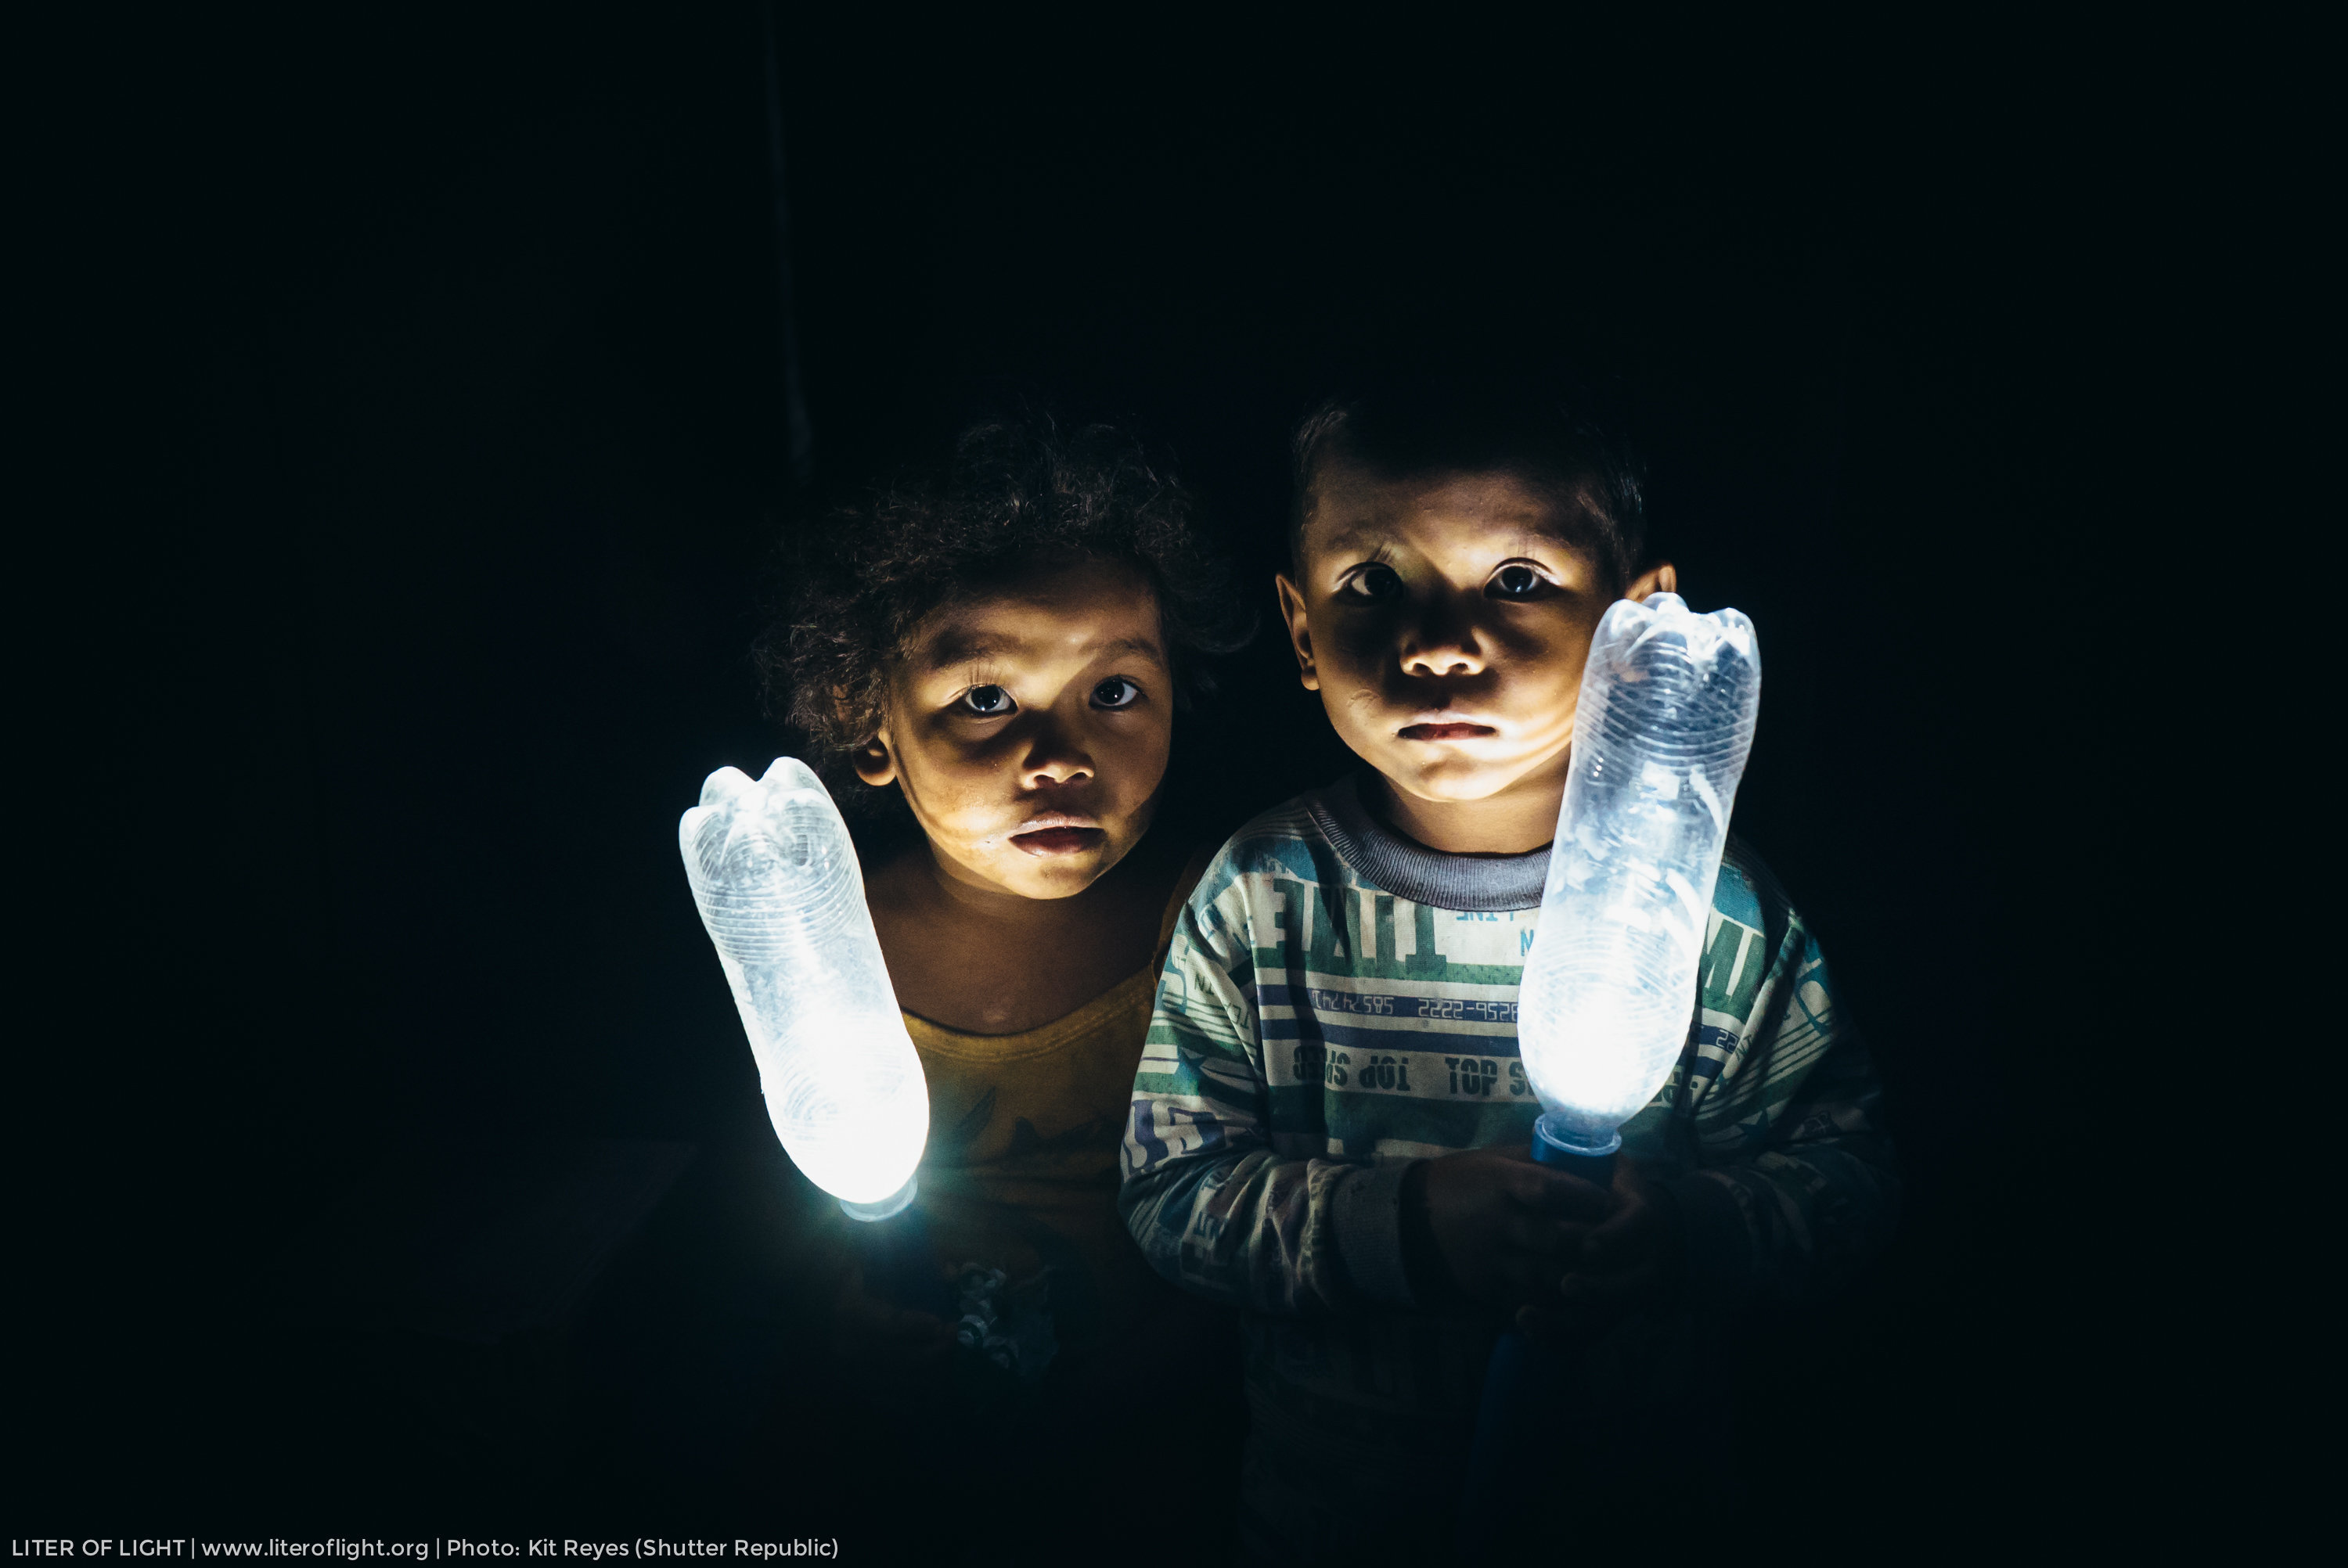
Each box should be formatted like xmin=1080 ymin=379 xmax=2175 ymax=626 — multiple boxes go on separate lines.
xmin=904 ymin=968 xmax=1161 ymax=1365
xmin=883 ymin=840 xmax=1217 ymax=1395
xmin=1192 ymin=790 xmax=1808 ymax=1444
xmin=1213 ymin=803 xmax=1788 ymax=1170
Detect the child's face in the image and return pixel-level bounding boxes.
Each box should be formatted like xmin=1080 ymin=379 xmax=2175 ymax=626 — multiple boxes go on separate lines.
xmin=855 ymin=557 xmax=1173 ymax=901
xmin=1277 ymin=459 xmax=1673 ymax=816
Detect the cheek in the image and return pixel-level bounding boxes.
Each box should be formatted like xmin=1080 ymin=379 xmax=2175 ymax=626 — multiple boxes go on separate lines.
xmin=1496 ymin=620 xmax=1590 ymax=707
xmin=1326 ymin=616 xmax=1393 ymax=671
xmin=1543 ymin=646 xmax=1590 ymax=706
xmin=891 ymin=732 xmax=1016 ymax=825
xmin=1097 ymin=714 xmax=1173 ymax=803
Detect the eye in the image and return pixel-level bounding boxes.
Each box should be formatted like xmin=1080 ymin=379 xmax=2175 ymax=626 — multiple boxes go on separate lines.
xmin=1487 ymin=563 xmax=1550 ymax=600
xmin=959 ymin=684 xmax=1014 ymax=716
xmin=1092 ymin=676 xmax=1143 ymax=710
xmin=1339 ymin=563 xmax=1403 ymax=602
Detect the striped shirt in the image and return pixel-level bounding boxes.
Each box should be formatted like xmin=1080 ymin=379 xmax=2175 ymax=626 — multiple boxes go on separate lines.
xmin=1118 ymin=775 xmax=1898 ymax=1467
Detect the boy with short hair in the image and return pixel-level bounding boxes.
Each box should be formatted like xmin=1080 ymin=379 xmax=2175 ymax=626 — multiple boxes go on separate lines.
xmin=1119 ymin=381 xmax=1899 ymax=1559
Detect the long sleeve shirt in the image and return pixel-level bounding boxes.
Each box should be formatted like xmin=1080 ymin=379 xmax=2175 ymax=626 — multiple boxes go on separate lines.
xmin=1118 ymin=775 xmax=1899 ymax=1464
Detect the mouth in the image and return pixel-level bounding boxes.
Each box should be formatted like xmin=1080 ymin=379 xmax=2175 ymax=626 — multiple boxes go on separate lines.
xmin=1397 ymin=717 xmax=1497 ymax=743
xmin=1009 ymin=813 xmax=1106 ymax=857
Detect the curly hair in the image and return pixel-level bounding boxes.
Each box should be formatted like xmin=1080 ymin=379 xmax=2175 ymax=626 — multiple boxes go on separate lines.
xmin=760 ymin=415 xmax=1250 ymax=820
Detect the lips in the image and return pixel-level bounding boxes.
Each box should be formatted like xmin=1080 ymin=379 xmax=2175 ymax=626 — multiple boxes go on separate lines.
xmin=1008 ymin=812 xmax=1105 ymax=857
xmin=1398 ymin=721 xmax=1496 ymax=741
xmin=1011 ymin=827 xmax=1105 ymax=856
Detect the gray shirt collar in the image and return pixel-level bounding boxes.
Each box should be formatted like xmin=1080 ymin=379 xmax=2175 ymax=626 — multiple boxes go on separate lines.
xmin=1305 ymin=773 xmax=1551 ymax=913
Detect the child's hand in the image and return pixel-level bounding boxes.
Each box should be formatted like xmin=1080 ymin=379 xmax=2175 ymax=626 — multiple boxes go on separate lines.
xmin=1515 ymin=1159 xmax=1685 ymax=1347
xmin=1407 ymin=1145 xmax=1615 ymax=1310
xmin=830 ymin=1263 xmax=954 ymax=1391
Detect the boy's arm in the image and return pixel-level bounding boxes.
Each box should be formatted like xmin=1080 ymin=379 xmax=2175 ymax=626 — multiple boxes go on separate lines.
xmin=1668 ymin=919 xmax=1901 ymax=1311
xmin=1118 ymin=887 xmax=1383 ymax=1317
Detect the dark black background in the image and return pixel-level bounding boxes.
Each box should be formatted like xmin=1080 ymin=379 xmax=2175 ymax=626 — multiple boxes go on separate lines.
xmin=21 ymin=2 xmax=2188 ymax=1549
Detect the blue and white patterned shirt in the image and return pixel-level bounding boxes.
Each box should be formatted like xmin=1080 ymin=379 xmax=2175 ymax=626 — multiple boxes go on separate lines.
xmin=1120 ymin=774 xmax=1899 ymax=1458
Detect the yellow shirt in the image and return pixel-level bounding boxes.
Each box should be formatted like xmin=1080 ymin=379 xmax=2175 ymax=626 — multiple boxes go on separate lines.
xmin=898 ymin=863 xmax=1207 ymax=1393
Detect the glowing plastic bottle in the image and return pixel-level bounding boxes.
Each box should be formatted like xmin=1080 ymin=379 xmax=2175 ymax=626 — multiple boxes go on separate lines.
xmin=679 ymin=757 xmax=930 ymax=1221
xmin=1516 ymin=592 xmax=1762 ymax=1165
xmin=1464 ymin=593 xmax=1763 ymax=1559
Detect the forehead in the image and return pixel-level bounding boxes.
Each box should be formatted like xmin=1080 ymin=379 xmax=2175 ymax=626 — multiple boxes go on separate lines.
xmin=1303 ymin=460 xmax=1591 ymax=563
xmin=907 ymin=556 xmax=1166 ymax=671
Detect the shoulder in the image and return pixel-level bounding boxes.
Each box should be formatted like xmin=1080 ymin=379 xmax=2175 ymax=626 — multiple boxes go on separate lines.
xmin=1151 ymin=833 xmax=1226 ymax=962
xmin=1163 ymin=789 xmax=1352 ymax=944
xmin=1190 ymin=791 xmax=1340 ymax=897
xmin=1715 ymin=834 xmax=1806 ymax=951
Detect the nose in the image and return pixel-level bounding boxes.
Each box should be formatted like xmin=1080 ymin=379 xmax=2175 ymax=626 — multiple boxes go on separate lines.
xmin=1399 ymin=599 xmax=1487 ymax=679
xmin=1018 ymin=712 xmax=1096 ymax=790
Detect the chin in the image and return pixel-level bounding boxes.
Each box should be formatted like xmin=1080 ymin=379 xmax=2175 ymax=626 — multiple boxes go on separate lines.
xmin=1385 ymin=757 xmax=1522 ymax=805
xmin=1001 ymin=854 xmax=1112 ymax=899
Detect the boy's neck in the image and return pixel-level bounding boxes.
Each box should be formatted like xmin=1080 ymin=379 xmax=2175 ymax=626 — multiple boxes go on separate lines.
xmin=1364 ymin=763 xmax=1566 ymax=857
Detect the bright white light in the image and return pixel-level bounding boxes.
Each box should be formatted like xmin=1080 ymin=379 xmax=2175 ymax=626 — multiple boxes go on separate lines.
xmin=679 ymin=757 xmax=928 ymax=1213
xmin=1517 ymin=593 xmax=1761 ymax=1152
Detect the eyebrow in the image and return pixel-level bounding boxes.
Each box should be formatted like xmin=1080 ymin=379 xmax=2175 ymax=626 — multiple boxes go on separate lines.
xmin=915 ymin=630 xmax=1170 ymax=670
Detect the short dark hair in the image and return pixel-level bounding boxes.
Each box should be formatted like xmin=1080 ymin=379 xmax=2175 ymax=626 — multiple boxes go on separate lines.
xmin=1290 ymin=378 xmax=1651 ymax=587
xmin=759 ymin=415 xmax=1248 ymax=819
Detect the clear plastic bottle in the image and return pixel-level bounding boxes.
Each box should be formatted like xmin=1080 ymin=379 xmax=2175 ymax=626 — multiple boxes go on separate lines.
xmin=679 ymin=757 xmax=929 ymax=1218
xmin=1516 ymin=592 xmax=1762 ymax=1156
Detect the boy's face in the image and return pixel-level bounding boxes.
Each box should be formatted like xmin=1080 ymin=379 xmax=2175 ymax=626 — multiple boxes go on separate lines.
xmin=1277 ymin=459 xmax=1673 ymax=839
xmin=855 ymin=557 xmax=1172 ymax=901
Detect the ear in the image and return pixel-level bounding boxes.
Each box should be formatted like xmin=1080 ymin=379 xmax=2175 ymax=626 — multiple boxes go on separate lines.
xmin=849 ymin=731 xmax=897 ymax=789
xmin=1274 ymin=573 xmax=1320 ymax=692
xmin=1624 ymin=561 xmax=1679 ymax=602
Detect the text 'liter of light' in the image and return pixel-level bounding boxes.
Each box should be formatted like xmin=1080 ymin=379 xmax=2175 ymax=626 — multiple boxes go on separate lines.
xmin=1515 ymin=592 xmax=1762 ymax=1159
xmin=679 ymin=757 xmax=928 ymax=1219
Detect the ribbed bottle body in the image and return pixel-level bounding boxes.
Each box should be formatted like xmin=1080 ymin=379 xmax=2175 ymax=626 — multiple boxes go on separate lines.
xmin=1518 ymin=594 xmax=1761 ymax=1145
xmin=680 ymin=757 xmax=929 ymax=1206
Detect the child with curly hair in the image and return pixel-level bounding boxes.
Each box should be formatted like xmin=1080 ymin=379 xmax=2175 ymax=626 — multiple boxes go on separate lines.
xmin=758 ymin=414 xmax=1250 ymax=1534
